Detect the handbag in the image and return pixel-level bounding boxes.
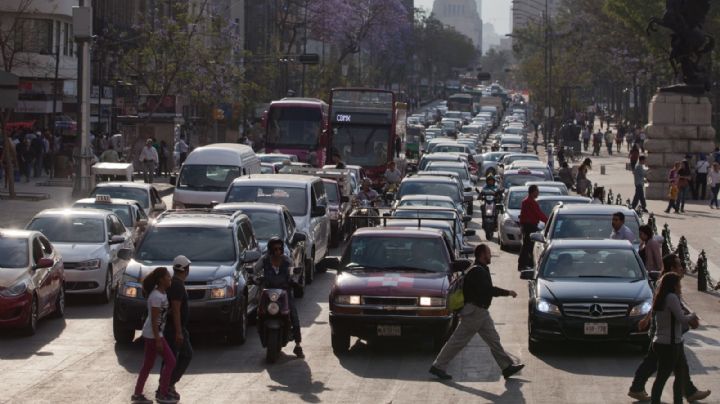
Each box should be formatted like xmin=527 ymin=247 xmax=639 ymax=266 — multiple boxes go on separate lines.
xmin=448 ymin=268 xmax=469 ymax=312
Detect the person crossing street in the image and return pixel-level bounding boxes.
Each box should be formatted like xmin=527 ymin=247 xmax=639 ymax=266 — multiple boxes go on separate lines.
xmin=139 ymin=138 xmax=159 ymax=184
xmin=429 ymin=244 xmax=524 ymax=380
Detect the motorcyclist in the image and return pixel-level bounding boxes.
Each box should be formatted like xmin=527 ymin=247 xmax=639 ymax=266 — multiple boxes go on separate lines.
xmin=357 ymin=179 xmax=379 ymax=203
xmin=383 ymin=161 xmax=402 ymax=188
xmin=481 ymin=175 xmax=500 ymax=195
xmin=254 ymin=237 xmax=304 ymax=359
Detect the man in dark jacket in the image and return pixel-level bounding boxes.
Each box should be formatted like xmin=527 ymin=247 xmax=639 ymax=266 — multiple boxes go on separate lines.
xmin=430 ymin=244 xmax=524 ymax=380
xmin=161 ymin=255 xmax=193 ymax=401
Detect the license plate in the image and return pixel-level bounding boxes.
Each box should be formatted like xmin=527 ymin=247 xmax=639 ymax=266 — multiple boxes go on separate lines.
xmin=584 ymin=323 xmax=608 ymax=335
xmin=377 ymin=325 xmax=401 ymax=337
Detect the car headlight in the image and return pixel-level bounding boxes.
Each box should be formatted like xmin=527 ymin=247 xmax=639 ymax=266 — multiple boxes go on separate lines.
xmin=335 ymin=295 xmax=361 ymax=305
xmin=536 ymin=298 xmax=561 ymax=315
xmin=267 ymin=302 xmax=280 ymax=315
xmin=76 ymin=259 xmax=102 ymax=271
xmin=629 ymin=300 xmax=653 ymax=317
xmin=0 ymin=278 xmax=29 ymax=297
xmin=419 ymin=297 xmax=446 ymax=307
xmin=269 ymin=292 xmax=280 ymax=302
xmin=210 ymin=277 xmax=236 ymax=299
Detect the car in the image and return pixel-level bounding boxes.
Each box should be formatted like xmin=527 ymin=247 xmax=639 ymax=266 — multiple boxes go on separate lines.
xmin=26 ymin=208 xmax=133 ymax=303
xmin=424 ymin=162 xmax=477 ymax=213
xmin=505 ymin=161 xmax=554 ymax=181
xmin=212 ymin=203 xmax=309 ymax=297
xmin=521 ymin=240 xmax=653 ymax=353
xmin=499 ymin=136 xmax=526 ymax=153
xmin=535 ymin=195 xmax=592 ymax=217
xmin=479 ymin=151 xmax=512 ymax=176
xmin=502 ymin=168 xmax=552 ymax=189
xmin=323 ymin=164 xmax=366 ymax=191
xmin=0 ymin=229 xmax=65 ymax=335
xmin=425 ymin=137 xmax=457 ymax=154
xmin=525 ymin=181 xmax=569 ymax=195
xmin=113 ymin=209 xmax=262 ymax=344
xmin=390 ymin=207 xmax=475 ymax=257
xmin=72 ymin=195 xmax=149 ymax=244
xmin=531 ymin=205 xmax=642 ymax=268
xmin=418 ymin=152 xmax=465 ymax=171
xmin=326 ymin=227 xmax=472 ymax=354
xmin=90 ymin=182 xmax=167 ymax=217
xmin=499 ymin=153 xmax=540 ymax=169
xmin=260 ymin=162 xmax=282 ymax=174
xmin=225 ymin=174 xmax=330 ymax=282
xmin=322 ymin=178 xmax=351 ymax=247
xmin=399 ymin=176 xmax=470 ymax=216
xmin=257 ymin=153 xmax=299 ymax=164
xmin=498 ymin=186 xmax=563 ymax=250
xmin=393 ymin=194 xmax=462 ymax=217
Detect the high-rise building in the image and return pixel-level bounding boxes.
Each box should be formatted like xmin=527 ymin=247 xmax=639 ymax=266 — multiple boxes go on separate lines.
xmin=511 ymin=0 xmax=558 ymax=32
xmin=431 ymin=0 xmax=483 ymax=54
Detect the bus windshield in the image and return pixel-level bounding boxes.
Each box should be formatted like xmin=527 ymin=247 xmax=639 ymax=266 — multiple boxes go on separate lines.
xmin=332 ymin=125 xmax=390 ymax=167
xmin=266 ymin=107 xmax=322 ymax=148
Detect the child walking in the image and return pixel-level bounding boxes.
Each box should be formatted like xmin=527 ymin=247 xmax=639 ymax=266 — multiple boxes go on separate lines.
xmin=132 ymin=267 xmax=177 ymax=404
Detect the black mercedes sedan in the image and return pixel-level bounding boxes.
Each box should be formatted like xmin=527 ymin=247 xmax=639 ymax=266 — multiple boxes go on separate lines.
xmin=520 ymin=240 xmax=654 ymax=353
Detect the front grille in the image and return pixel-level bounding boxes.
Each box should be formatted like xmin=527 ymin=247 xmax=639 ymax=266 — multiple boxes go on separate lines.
xmin=63 ymin=262 xmax=80 ymax=270
xmin=363 ymin=297 xmax=418 ymax=306
xmin=187 ymin=290 xmax=206 ymax=300
xmin=563 ymin=303 xmax=628 ymax=319
xmin=185 ymin=282 xmax=209 ymax=300
xmin=65 ymin=281 xmax=99 ymax=291
xmin=364 ymin=309 xmax=417 ymax=316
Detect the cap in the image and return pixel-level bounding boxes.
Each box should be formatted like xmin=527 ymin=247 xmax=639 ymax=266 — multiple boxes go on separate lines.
xmin=172 ymin=255 xmax=191 ymax=271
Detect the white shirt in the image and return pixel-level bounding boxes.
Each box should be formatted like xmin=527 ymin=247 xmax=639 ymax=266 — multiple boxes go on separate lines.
xmin=696 ymin=160 xmax=710 ymax=174
xmin=141 ymin=289 xmax=168 ymax=338
xmin=611 ymin=224 xmax=635 ymax=242
xmin=139 ymin=145 xmax=159 ymax=163
xmin=708 ymin=169 xmax=720 ymax=186
xmin=176 ymin=139 xmax=189 ymax=153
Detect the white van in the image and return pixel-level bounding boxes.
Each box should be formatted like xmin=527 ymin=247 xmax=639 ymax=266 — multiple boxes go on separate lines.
xmin=173 ymin=143 xmax=261 ymax=208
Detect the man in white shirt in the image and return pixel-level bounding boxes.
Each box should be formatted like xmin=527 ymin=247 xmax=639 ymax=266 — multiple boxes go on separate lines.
xmin=610 ymin=211 xmax=635 ymax=242
xmin=695 ymin=155 xmax=710 ymax=200
xmin=139 ymin=138 xmax=159 ymax=183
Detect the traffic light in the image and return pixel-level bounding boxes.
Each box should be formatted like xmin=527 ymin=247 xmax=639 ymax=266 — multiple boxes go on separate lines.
xmin=213 ymin=108 xmax=225 ymax=121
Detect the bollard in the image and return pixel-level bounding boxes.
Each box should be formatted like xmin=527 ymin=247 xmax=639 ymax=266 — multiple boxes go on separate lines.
xmin=648 ymin=213 xmax=657 ymax=235
xmin=661 ymin=223 xmax=672 ymax=256
xmin=697 ymin=250 xmax=708 ymax=292
xmin=601 ymin=165 xmax=606 ymax=175
xmin=606 ymin=189 xmax=614 ymax=205
xmin=616 ymin=194 xmax=622 ymax=205
xmin=676 ymin=236 xmax=689 ymax=272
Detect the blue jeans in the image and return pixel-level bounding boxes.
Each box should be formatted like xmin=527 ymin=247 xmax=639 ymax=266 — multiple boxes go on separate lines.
xmin=678 ymin=187 xmax=689 ymax=211
xmin=710 ymin=184 xmax=720 ymax=207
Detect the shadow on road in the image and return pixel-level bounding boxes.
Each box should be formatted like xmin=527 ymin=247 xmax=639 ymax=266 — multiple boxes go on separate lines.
xmin=0 ymin=317 xmax=66 ymax=360
xmin=266 ymin=356 xmax=330 ymax=403
xmin=438 ymin=378 xmax=527 ymax=403
xmin=532 ymin=342 xmax=644 ymax=376
xmin=64 ymin=294 xmax=114 ymax=319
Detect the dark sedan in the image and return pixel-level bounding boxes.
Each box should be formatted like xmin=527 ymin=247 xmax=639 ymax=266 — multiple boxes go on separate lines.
xmin=521 ymin=240 xmax=653 ymax=353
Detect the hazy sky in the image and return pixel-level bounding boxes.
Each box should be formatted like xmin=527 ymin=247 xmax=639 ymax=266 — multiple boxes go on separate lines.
xmin=415 ymin=0 xmax=513 ymax=35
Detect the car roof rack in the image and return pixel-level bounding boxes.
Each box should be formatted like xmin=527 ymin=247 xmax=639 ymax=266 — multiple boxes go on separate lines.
xmin=156 ymin=209 xmax=246 ymax=223
xmin=351 ymin=209 xmax=461 ymax=252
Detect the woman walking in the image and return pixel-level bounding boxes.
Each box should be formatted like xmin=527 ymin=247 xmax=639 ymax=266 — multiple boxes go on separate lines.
xmin=576 ymin=158 xmax=592 ymax=196
xmin=132 ymin=267 xmax=177 ymax=404
xmin=638 ymin=225 xmax=663 ymax=273
xmin=708 ymin=162 xmax=720 ymax=209
xmin=676 ymin=160 xmax=692 ymax=213
xmin=665 ymin=162 xmax=681 ymax=214
xmin=650 ymin=272 xmax=699 ymax=404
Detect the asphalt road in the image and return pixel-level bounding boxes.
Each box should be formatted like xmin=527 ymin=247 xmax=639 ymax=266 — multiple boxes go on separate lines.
xmin=2 ymin=201 xmax=719 ymax=404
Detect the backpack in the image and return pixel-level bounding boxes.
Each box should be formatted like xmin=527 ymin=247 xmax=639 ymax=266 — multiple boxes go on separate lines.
xmin=448 ymin=267 xmax=471 ymax=311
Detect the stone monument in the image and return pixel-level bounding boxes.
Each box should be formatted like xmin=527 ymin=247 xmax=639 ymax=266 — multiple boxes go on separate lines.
xmin=644 ymin=0 xmax=715 ymax=200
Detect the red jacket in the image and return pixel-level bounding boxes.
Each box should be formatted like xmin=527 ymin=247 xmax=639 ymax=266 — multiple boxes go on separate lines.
xmin=519 ymin=196 xmax=548 ymax=226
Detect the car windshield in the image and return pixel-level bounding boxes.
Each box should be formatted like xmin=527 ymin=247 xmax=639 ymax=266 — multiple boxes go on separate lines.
xmin=541 ymin=248 xmax=643 ymax=280
xmin=226 ymin=185 xmax=307 ymax=216
xmin=398 ymin=199 xmax=455 ymax=210
xmin=332 ymin=125 xmax=390 ymax=167
xmin=91 ymin=187 xmax=149 ymax=209
xmin=434 ymin=145 xmax=466 ymax=154
xmin=0 ymin=238 xmax=29 ymax=268
xmin=242 ymin=211 xmax=284 ymax=241
xmin=178 ymin=165 xmax=240 ymax=192
xmin=507 ymin=190 xmax=561 ymax=209
xmin=344 ymin=236 xmax=448 ymax=272
xmin=537 ymin=199 xmax=589 ymax=216
xmin=73 ymin=203 xmax=132 ymax=227
xmin=427 ymin=165 xmax=468 ymax=180
xmin=324 ymin=182 xmax=340 ymax=203
xmin=399 ymin=182 xmax=459 ymax=203
xmin=504 ymin=174 xmax=547 ymax=188
xmin=137 ymin=227 xmax=235 ymax=264
xmin=551 ymin=214 xmax=640 ymax=243
xmin=27 ymin=217 xmax=105 ymax=243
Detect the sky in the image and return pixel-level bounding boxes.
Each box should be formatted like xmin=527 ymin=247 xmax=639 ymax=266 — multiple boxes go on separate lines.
xmin=415 ymin=0 xmax=513 ymax=35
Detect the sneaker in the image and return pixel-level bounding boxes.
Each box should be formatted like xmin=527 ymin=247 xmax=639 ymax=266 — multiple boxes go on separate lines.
xmin=502 ymin=363 xmax=525 ymax=379
xmin=428 ymin=365 xmax=452 ymax=380
xmin=687 ymin=390 xmax=711 ymax=402
xmin=167 ymin=387 xmax=180 ymax=401
xmin=627 ymin=390 xmax=650 ymax=401
xmin=130 ymin=394 xmax=153 ymax=404
xmin=155 ymin=392 xmax=178 ymax=404
xmin=293 ymin=345 xmax=305 ymax=359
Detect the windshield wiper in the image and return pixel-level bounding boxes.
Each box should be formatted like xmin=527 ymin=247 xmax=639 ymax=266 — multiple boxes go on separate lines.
xmin=577 ymin=275 xmax=626 ymax=278
xmin=379 ymin=265 xmax=437 ymax=273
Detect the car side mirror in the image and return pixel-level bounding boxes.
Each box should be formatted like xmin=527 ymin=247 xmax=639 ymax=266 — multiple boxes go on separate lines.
xmin=538 ymin=222 xmax=546 ymax=231
xmin=341 ymin=196 xmax=349 ymax=203
xmin=530 ymin=232 xmax=546 ymax=243
xmin=242 ymin=250 xmax=262 ymax=264
xmin=117 ymin=248 xmax=133 ymax=261
xmin=291 ymin=232 xmax=307 ymax=244
xmin=110 ymin=235 xmax=126 ymax=245
xmin=322 ymin=256 xmax=341 ymax=270
xmin=169 ymin=175 xmax=177 ymax=186
xmin=36 ymin=258 xmax=54 ymax=269
xmin=311 ymin=205 xmax=327 ymax=217
xmin=520 ymin=269 xmax=536 ymax=280
xmin=463 ymin=229 xmax=476 ymax=237
xmin=451 ymin=259 xmax=472 ymax=273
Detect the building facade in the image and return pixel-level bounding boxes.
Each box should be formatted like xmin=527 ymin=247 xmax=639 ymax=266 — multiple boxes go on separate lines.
xmin=431 ymin=0 xmax=482 ymax=54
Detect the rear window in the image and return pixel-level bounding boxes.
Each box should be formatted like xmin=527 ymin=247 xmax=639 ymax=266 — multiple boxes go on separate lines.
xmin=226 ymin=185 xmax=308 ymax=217
xmin=551 ymin=214 xmax=639 ymax=242
xmin=399 ymin=182 xmax=459 ymax=203
xmin=90 ymin=187 xmax=148 ymax=209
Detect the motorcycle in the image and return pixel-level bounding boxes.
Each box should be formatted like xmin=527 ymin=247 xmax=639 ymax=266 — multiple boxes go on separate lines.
xmin=480 ymin=190 xmax=503 ymax=241
xmin=383 ymin=183 xmax=398 ymax=206
xmin=253 ymin=267 xmax=302 ymax=363
xmin=349 ymin=198 xmax=380 ymax=231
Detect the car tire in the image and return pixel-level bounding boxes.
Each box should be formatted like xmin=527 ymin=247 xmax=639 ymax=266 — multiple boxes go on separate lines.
xmin=51 ymin=285 xmax=65 ymax=319
xmin=331 ymin=331 xmax=350 ymax=355
xmin=266 ymin=328 xmax=281 ymax=363
xmin=305 ymin=255 xmax=315 ymax=285
xmin=113 ymin=308 xmax=135 ymax=344
xmin=98 ymin=266 xmax=112 ymax=304
xmin=227 ymin=298 xmax=248 ymax=345
xmin=22 ymin=295 xmax=39 ymax=336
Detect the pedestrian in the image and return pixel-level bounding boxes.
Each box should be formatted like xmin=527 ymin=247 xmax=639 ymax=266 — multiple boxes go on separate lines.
xmin=694 ymin=154 xmax=710 ymax=200
xmin=628 ymin=255 xmax=710 ymax=402
xmin=518 ymin=185 xmax=548 ymax=270
xmin=632 ymin=155 xmax=649 ymax=212
xmin=649 ymin=272 xmax=699 ymax=404
xmin=132 ymin=267 xmax=177 ymax=404
xmin=576 ymin=158 xmax=592 ymax=196
xmin=610 ymin=211 xmax=635 ymax=242
xmin=665 ymin=162 xmax=681 ymax=214
xmin=158 ymin=140 xmax=169 ymax=177
xmin=639 ymin=129 xmax=647 ymax=153
xmin=100 ymin=144 xmax=120 ymax=163
xmin=713 ymin=146 xmax=720 ymax=164
xmin=429 ymin=244 xmax=524 ymax=380
xmin=17 ymin=138 xmax=33 ymax=183
xmin=162 ymin=256 xmax=193 ymax=401
xmin=625 ymin=128 xmax=634 ymax=152
xmin=616 ymin=125 xmax=625 ymax=152
xmin=709 ymin=162 xmax=720 ymax=209
xmin=638 ymin=225 xmax=663 ymax=272
xmin=139 ymin=138 xmax=159 ymax=184
xmin=558 ymin=161 xmax=573 ymax=190
xmin=605 ymin=129 xmax=614 ymax=155
xmin=592 ymin=129 xmax=602 ymax=156
xmin=547 ymin=143 xmax=554 ymax=171
xmin=582 ymin=126 xmax=591 ymax=151
xmin=30 ymin=134 xmax=44 ymax=178
xmin=394 ymin=135 xmax=401 ymax=159
xmin=676 ymin=160 xmax=692 ymax=213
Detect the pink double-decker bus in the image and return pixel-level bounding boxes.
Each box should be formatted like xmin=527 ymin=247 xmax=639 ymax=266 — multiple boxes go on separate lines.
xmin=263 ymin=98 xmax=329 ymax=167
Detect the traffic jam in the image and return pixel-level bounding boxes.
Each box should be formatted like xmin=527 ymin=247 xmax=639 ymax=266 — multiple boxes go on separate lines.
xmin=1 ymin=84 xmax=662 ymax=402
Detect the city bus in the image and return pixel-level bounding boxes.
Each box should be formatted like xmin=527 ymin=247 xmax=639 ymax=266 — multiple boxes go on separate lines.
xmin=264 ymin=97 xmax=329 ymax=167
xmin=328 ymin=88 xmax=397 ymax=187
xmin=447 ymin=93 xmax=474 ymax=114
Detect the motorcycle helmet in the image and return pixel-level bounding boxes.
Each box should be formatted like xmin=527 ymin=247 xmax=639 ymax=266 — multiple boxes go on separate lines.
xmin=486 ymin=175 xmax=496 ymax=184
xmin=267 ymin=236 xmax=284 ymax=254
